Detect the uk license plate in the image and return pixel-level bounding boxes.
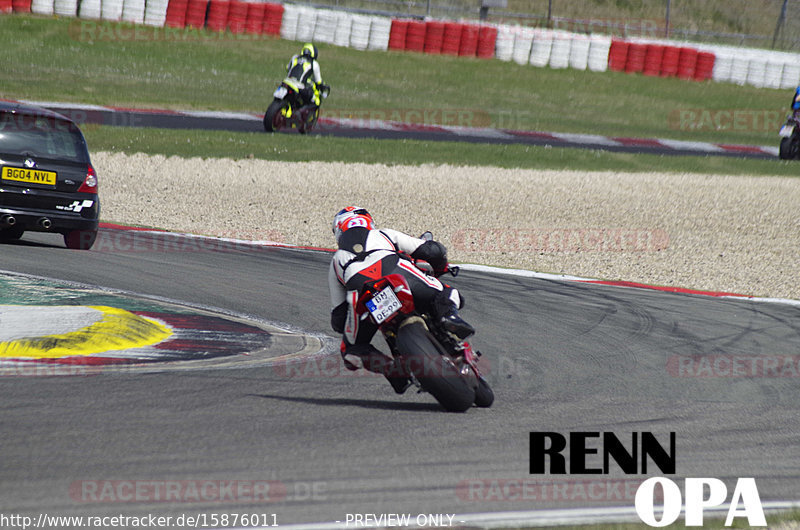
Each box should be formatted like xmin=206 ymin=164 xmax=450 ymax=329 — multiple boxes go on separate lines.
xmin=2 ymin=166 xmax=56 ymax=186
xmin=273 ymin=86 xmax=288 ymax=99
xmin=366 ymin=286 xmax=402 ymax=324
xmin=780 ymin=125 xmax=794 ymax=138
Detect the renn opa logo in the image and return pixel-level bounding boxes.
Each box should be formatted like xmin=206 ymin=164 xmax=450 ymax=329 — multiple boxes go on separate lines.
xmin=529 ymin=432 xmax=766 ymax=527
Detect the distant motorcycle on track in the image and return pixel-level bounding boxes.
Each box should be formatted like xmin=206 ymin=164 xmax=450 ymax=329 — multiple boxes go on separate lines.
xmin=263 ymin=79 xmax=330 ymax=134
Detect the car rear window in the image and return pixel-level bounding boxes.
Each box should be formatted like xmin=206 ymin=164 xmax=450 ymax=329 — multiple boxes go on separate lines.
xmin=0 ymin=111 xmax=89 ymax=163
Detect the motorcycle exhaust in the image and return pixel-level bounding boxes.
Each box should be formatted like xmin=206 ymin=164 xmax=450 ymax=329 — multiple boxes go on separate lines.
xmin=1 ymin=215 xmax=16 ymax=227
xmin=38 ymin=217 xmax=52 ymax=230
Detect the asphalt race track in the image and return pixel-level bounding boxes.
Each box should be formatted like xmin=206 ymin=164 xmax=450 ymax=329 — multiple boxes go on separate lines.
xmin=2 ymin=228 xmax=800 ymax=526
xmin=30 ymin=102 xmax=778 ymax=160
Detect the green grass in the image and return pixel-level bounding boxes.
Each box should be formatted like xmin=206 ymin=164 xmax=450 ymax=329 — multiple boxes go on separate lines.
xmin=84 ymin=125 xmax=800 ymax=176
xmin=0 ymin=15 xmax=794 ymax=149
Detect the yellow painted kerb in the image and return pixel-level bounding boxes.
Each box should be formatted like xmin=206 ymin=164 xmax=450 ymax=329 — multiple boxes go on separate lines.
xmin=0 ymin=306 xmax=173 ymax=358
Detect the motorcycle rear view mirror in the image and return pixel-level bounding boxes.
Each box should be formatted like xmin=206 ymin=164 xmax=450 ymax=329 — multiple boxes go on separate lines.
xmin=420 ymin=231 xmax=433 ymax=241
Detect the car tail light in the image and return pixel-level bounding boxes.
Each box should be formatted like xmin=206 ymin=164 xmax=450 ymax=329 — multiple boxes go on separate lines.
xmin=77 ymin=164 xmax=98 ymax=193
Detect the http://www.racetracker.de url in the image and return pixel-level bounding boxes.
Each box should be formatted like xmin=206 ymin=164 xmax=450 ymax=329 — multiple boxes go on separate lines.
xmin=0 ymin=512 xmax=279 ymax=528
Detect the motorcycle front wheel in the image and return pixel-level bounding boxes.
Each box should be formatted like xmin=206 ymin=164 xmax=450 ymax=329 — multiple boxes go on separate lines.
xmin=264 ymin=99 xmax=290 ymax=132
xmin=396 ymin=317 xmax=475 ymax=412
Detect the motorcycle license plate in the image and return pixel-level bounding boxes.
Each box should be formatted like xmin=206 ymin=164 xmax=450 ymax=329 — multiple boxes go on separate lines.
xmin=273 ymin=86 xmax=288 ymax=99
xmin=366 ymin=286 xmax=402 ymax=324
xmin=780 ymin=125 xmax=794 ymax=138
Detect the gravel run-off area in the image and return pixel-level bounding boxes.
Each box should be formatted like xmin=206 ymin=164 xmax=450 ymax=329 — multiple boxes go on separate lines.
xmin=93 ymin=151 xmax=800 ymax=301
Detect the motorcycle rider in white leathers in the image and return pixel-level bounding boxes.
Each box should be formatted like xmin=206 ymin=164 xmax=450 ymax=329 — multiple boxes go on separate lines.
xmin=328 ymin=207 xmax=474 ymax=393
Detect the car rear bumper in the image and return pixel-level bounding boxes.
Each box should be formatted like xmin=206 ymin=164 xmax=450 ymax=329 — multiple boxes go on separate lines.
xmin=0 ymin=206 xmax=99 ymax=233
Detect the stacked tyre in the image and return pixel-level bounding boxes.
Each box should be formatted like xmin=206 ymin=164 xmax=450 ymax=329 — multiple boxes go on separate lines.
xmin=226 ymin=0 xmax=248 ymax=33
xmin=608 ymin=39 xmax=628 ymax=72
xmin=31 ymin=0 xmax=54 ymax=15
xmin=459 ymin=24 xmax=479 ymax=57
xmin=388 ymin=19 xmax=408 ymax=51
xmin=313 ymin=9 xmax=339 ymax=44
xmin=405 ymin=20 xmax=425 ymax=52
xmin=441 ymin=23 xmax=462 ymax=56
xmin=78 ymin=0 xmax=101 ymax=19
xmin=262 ymin=3 xmax=284 ymax=35
xmin=164 ymin=0 xmax=188 ymax=28
xmin=529 ymin=29 xmax=553 ymax=67
xmin=294 ymin=6 xmax=316 ymax=42
xmin=349 ymin=14 xmax=371 ymax=51
xmin=642 ymin=44 xmax=664 ymax=76
xmin=424 ymin=21 xmax=445 ymax=54
xmin=624 ymin=42 xmax=646 ymax=73
xmin=245 ymin=2 xmax=265 ymax=35
xmin=587 ymin=35 xmax=611 ymax=72
xmin=279 ymin=3 xmax=300 ymax=40
xmin=332 ymin=12 xmax=352 ymax=47
xmin=368 ymin=16 xmax=391 ymax=51
xmin=569 ymin=34 xmax=591 ymax=70
xmin=549 ymin=31 xmax=572 ymax=69
xmin=493 ymin=24 xmax=513 ymax=61
xmin=694 ymin=51 xmax=715 ymax=81
xmin=183 ymin=0 xmax=206 ymax=28
xmin=476 ymin=25 xmax=496 ymax=59
xmin=660 ymin=46 xmax=680 ymax=77
xmin=143 ymin=0 xmax=169 ymax=26
xmin=676 ymin=47 xmax=698 ymax=79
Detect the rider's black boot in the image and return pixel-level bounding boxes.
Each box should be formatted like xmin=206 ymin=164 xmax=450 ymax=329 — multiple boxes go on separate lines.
xmin=439 ymin=309 xmax=475 ymax=340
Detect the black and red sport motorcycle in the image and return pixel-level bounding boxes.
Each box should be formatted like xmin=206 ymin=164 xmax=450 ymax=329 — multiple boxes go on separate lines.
xmin=263 ymin=79 xmax=330 ymax=134
xmin=352 ymin=239 xmax=493 ymax=412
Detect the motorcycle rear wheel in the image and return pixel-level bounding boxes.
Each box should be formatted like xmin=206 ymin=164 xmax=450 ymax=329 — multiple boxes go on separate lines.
xmin=299 ymin=106 xmax=320 ymax=135
xmin=264 ymin=100 xmax=289 ymax=132
xmin=396 ymin=318 xmax=475 ymax=412
xmin=779 ymin=136 xmax=799 ymax=160
xmin=473 ymin=377 xmax=494 ymax=408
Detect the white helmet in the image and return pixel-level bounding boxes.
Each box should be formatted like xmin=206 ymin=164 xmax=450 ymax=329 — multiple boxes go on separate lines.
xmin=332 ymin=206 xmax=374 ymax=242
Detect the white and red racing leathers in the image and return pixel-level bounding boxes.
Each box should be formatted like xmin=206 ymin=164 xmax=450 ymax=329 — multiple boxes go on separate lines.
xmin=328 ymin=228 xmax=461 ymax=346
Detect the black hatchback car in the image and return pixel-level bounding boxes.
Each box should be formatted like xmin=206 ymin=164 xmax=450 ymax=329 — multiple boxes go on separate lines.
xmin=0 ymin=101 xmax=99 ymax=250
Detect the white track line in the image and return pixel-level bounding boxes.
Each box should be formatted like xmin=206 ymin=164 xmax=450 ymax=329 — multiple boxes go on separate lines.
xmin=182 ymin=110 xmax=260 ymax=120
xmin=21 ymin=99 xmax=111 ymax=111
xmin=549 ymin=132 xmax=623 ymax=147
xmin=658 ymin=138 xmax=726 ymax=152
